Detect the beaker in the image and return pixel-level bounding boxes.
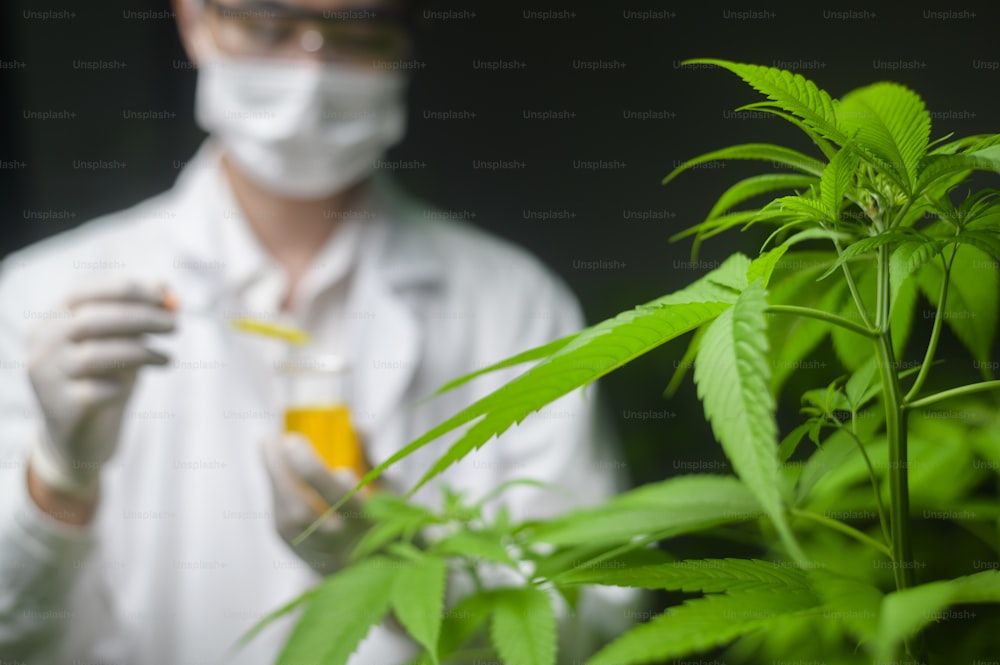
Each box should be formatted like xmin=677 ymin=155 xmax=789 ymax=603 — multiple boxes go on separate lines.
xmin=278 ymin=351 xmax=366 ymax=479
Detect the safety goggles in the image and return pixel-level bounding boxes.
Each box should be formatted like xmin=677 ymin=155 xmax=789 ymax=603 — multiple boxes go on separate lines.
xmin=202 ymin=0 xmax=411 ymax=65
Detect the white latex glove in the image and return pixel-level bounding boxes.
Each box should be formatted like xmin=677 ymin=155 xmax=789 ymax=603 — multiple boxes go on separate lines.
xmin=261 ymin=432 xmax=372 ymax=575
xmin=26 ymin=280 xmax=176 ymax=496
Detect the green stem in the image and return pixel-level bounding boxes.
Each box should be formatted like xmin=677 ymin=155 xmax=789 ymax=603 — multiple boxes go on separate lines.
xmin=765 ymin=305 xmax=877 ymax=338
xmin=876 ymin=245 xmax=890 ymax=331
xmin=790 ymin=508 xmax=892 ymax=558
xmin=878 ymin=333 xmax=922 ymax=654
xmin=874 ymin=245 xmax=915 ymax=591
xmin=875 ymin=238 xmax=925 ymax=663
xmin=904 ymin=248 xmax=956 ymax=403
xmin=905 ymin=380 xmax=1000 ymax=411
xmin=838 ymin=423 xmax=892 ymax=549
xmin=832 ymin=235 xmax=876 ymax=329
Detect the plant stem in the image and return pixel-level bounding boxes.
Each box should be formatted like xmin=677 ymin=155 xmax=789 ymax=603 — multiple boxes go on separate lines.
xmin=790 ymin=508 xmax=892 ymax=558
xmin=874 ymin=247 xmax=914 ymax=591
xmin=905 ymin=380 xmax=1000 ymax=411
xmin=832 ymin=235 xmax=876 ymax=329
xmin=903 ymin=248 xmax=955 ymax=403
xmin=838 ymin=424 xmax=892 ymax=548
xmin=765 ymin=305 xmax=877 ymax=338
xmin=875 ymin=238 xmax=925 ymax=662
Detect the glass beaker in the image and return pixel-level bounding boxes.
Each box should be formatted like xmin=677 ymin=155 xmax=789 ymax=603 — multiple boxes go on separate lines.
xmin=278 ymin=351 xmax=366 ymax=479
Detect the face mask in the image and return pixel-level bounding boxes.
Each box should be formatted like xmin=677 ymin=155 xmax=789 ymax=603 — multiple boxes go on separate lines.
xmin=194 ymin=53 xmax=408 ymax=199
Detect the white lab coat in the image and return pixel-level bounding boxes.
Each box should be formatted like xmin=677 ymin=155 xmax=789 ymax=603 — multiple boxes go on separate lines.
xmin=0 ymin=143 xmax=636 ymax=664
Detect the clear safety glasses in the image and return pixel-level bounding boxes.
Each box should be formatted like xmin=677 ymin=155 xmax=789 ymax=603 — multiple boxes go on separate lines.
xmin=201 ymin=0 xmax=411 ymax=66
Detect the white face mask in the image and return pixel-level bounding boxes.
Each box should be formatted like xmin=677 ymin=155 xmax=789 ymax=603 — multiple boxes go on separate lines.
xmin=194 ymin=53 xmax=408 ymax=199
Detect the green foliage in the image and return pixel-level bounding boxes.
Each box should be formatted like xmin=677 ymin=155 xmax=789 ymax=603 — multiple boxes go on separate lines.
xmin=276 ymin=557 xmax=398 ymax=665
xmin=250 ymin=59 xmax=1000 ymax=665
xmin=875 ymin=570 xmax=1000 ymax=661
xmin=588 ymin=589 xmax=820 ymax=665
xmin=338 ymin=257 xmax=756 ymax=507
xmin=918 ymin=245 xmax=998 ymax=366
xmin=694 ymin=281 xmax=805 ymax=562
xmin=392 ymin=556 xmax=447 ymax=663
xmin=559 ymin=558 xmax=812 ymax=593
xmin=490 ymin=588 xmax=556 ymax=665
xmin=837 ymin=82 xmax=931 ymax=192
xmin=526 ymin=474 xmax=759 ymax=549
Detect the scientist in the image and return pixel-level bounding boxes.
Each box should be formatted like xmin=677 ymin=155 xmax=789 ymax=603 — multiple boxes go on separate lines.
xmin=0 ymin=0 xmax=633 ymax=663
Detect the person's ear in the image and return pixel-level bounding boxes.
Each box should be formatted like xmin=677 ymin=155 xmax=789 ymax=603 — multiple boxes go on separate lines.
xmin=172 ymin=0 xmax=203 ymax=66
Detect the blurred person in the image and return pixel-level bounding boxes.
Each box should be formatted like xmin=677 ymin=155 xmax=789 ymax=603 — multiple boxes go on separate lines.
xmin=0 ymin=0 xmax=635 ymax=663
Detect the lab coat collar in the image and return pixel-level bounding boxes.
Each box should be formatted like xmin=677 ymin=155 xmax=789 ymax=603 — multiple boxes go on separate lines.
xmin=168 ymin=141 xmax=446 ymax=310
xmin=167 ymin=142 xmax=445 ymax=454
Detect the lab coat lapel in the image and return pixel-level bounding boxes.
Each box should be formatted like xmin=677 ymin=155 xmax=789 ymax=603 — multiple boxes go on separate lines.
xmin=349 ymin=194 xmax=442 ymax=465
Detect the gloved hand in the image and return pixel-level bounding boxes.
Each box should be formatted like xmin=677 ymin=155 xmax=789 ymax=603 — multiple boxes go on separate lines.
xmin=261 ymin=432 xmax=372 ymax=575
xmin=26 ymin=280 xmax=176 ymax=497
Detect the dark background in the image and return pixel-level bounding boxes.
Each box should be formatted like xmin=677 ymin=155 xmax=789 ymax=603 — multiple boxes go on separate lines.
xmin=2 ymin=1 xmax=999 ymax=489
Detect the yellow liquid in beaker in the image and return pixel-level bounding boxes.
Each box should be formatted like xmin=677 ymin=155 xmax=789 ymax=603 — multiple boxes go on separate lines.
xmin=230 ymin=318 xmax=311 ymax=345
xmin=285 ymin=404 xmax=366 ymax=477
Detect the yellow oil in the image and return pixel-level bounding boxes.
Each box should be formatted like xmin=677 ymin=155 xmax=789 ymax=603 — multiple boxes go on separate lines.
xmin=285 ymin=404 xmax=366 ymax=478
xmin=230 ymin=318 xmax=311 ymax=345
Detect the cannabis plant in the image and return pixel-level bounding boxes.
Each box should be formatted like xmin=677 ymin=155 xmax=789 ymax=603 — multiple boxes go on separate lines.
xmin=247 ymin=60 xmax=1000 ymax=664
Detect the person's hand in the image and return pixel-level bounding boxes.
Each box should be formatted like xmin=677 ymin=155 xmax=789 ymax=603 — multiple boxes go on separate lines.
xmin=26 ymin=280 xmax=176 ymax=499
xmin=261 ymin=432 xmax=372 ymax=575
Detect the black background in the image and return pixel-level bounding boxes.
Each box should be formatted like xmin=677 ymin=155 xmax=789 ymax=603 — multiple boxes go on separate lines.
xmin=2 ymin=1 xmax=999 ymax=488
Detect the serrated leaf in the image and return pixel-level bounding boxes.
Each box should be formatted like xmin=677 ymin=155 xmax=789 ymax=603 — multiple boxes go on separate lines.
xmin=778 ymin=423 xmax=813 ymax=463
xmin=821 ymin=147 xmax=860 ymax=220
xmin=966 ymin=209 xmax=1000 ymax=232
xmin=734 ymin=102 xmax=838 ymax=160
xmin=435 ymin=591 xmax=497 ymax=663
xmin=746 ymin=243 xmax=791 ymax=287
xmin=559 ymin=558 xmax=811 ymax=592
xmin=695 ymin=281 xmax=805 ymax=562
xmin=431 ymin=334 xmax=575 ymax=397
xmin=684 ymin=59 xmax=844 ymax=144
xmin=875 ymin=570 xmax=1000 ymax=661
xmin=538 ymin=547 xmax=674 ymax=584
xmin=955 ymin=229 xmax=1000 ymax=263
xmin=837 ymin=82 xmax=931 ymax=192
xmin=663 ymin=324 xmax=706 ymax=398
xmin=773 ymin=226 xmax=852 ymax=250
xmin=771 ymin=194 xmax=838 ymax=224
xmin=767 ymin=254 xmax=848 ymax=395
xmin=588 ymin=589 xmax=820 ymax=665
xmin=393 ymin=258 xmax=752 ymax=499
xmin=431 ymin=529 xmax=517 ymax=567
xmin=796 ymin=409 xmax=885 ymax=503
xmin=918 ymin=245 xmax=999 ymax=364
xmin=490 ymin=587 xmax=556 ymax=665
xmin=277 ymin=557 xmax=398 ymax=665
xmin=673 ymin=207 xmax=795 ymax=244
xmin=809 ymin=569 xmax=883 ymax=646
xmin=663 ymin=143 xmax=826 ymax=186
xmin=707 ymin=173 xmax=818 ymax=220
xmin=527 ymin=475 xmax=759 ymax=549
xmin=352 ymin=497 xmax=439 ymax=559
xmin=392 ymin=557 xmax=447 ymax=663
xmin=915 ymin=147 xmax=1000 ymax=196
xmin=889 ymin=238 xmax=943 ymax=305
xmin=818 ymin=229 xmax=928 ymax=281
xmin=328 ymin=259 xmax=747 ymax=513
xmin=844 ymin=357 xmax=879 ymax=411
xmin=929 ymin=133 xmax=1000 ymax=156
